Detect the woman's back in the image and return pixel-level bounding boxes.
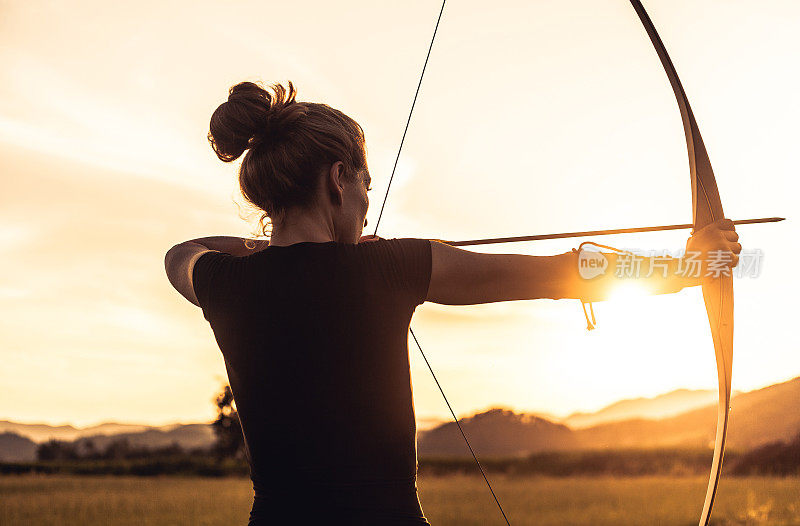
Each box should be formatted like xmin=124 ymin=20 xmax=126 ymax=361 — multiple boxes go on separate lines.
xmin=165 ymin=78 xmax=743 ymax=526
xmin=192 ymin=238 xmax=431 ymax=523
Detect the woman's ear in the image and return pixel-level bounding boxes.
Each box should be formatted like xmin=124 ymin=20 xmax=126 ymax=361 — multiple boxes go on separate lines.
xmin=324 ymin=161 xmax=346 ymax=205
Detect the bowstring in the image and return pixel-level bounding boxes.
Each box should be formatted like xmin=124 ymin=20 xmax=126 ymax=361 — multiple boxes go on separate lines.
xmin=372 ymin=1 xmax=511 ymax=524
xmin=409 ymin=330 xmax=511 ymax=526
xmin=372 ymin=0 xmax=444 ymax=236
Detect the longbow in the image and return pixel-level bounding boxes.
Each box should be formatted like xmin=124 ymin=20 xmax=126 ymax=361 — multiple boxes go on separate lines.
xmin=373 ymin=1 xmax=735 ymax=524
xmin=629 ymin=2 xmax=733 ymax=523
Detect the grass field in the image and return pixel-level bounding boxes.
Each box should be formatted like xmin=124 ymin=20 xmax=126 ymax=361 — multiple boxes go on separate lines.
xmin=1 ymin=474 xmax=799 ymax=525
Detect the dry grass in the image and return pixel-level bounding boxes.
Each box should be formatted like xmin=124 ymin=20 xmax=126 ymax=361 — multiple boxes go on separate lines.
xmin=1 ymin=474 xmax=798 ymax=525
xmin=419 ymin=474 xmax=800 ymax=525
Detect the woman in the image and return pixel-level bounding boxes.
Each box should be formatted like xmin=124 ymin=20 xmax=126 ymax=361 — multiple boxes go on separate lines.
xmin=164 ymin=81 xmax=740 ymax=525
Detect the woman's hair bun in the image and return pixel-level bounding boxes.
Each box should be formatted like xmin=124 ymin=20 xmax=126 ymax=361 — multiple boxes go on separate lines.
xmin=206 ymin=79 xmax=367 ymax=236
xmin=208 ymin=81 xmax=300 ymax=162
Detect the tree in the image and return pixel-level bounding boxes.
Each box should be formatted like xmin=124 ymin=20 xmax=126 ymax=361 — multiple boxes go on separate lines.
xmin=81 ymin=438 xmax=98 ymax=459
xmin=36 ymin=439 xmax=80 ymax=461
xmin=101 ymin=437 xmax=133 ymax=460
xmin=211 ymin=385 xmax=245 ymax=460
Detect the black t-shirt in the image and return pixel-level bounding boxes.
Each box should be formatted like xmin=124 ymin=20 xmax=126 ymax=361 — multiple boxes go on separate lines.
xmin=193 ymin=238 xmax=432 ymax=512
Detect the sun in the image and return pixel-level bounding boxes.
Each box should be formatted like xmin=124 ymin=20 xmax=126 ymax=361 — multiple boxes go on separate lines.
xmin=607 ymin=282 xmax=649 ymax=302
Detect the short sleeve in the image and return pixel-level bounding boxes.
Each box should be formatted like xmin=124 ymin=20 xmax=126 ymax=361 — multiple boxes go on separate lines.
xmin=192 ymin=250 xmax=233 ymax=320
xmin=377 ymin=238 xmax=432 ymax=306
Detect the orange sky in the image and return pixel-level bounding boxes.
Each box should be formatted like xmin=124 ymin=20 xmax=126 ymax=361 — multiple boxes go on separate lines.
xmin=1 ymin=0 xmax=797 ymax=428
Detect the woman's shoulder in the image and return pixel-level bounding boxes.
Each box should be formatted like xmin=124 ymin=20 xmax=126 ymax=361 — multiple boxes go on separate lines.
xmin=349 ymin=237 xmax=431 ymax=259
xmin=357 ymin=237 xmax=430 ymax=249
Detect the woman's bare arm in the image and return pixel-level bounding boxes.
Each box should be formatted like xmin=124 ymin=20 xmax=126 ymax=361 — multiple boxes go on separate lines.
xmin=183 ymin=236 xmax=269 ymax=256
xmin=164 ymin=236 xmax=268 ymax=306
xmin=429 ymin=244 xmax=570 ymax=304
xmin=427 ymin=220 xmax=741 ymax=306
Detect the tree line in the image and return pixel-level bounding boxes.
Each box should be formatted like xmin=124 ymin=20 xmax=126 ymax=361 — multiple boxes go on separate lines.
xmin=3 ymin=385 xmax=797 ymax=477
xmin=35 ymin=385 xmax=246 ymax=462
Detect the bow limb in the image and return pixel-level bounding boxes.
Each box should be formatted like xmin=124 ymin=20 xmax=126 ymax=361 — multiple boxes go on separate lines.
xmin=628 ymin=2 xmax=733 ymax=525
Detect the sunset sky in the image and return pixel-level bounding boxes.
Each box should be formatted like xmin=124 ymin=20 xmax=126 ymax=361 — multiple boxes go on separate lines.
xmin=1 ymin=0 xmax=797 ymax=428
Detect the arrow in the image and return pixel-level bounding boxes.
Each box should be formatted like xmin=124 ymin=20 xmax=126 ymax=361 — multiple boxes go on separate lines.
xmin=439 ymin=217 xmax=784 ymax=247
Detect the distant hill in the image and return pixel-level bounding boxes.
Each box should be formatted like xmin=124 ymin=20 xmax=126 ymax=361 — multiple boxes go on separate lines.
xmin=563 ymin=388 xmax=723 ymax=429
xmin=419 ymin=408 xmax=577 ymax=457
xmin=3 ymin=377 xmax=798 ymax=462
xmin=419 ymin=377 xmax=800 ymax=457
xmin=71 ymin=424 xmax=216 ymax=453
xmin=574 ymin=377 xmax=800 ymax=451
xmin=724 ymin=378 xmax=800 ymax=450
xmin=0 ymin=432 xmax=38 ymax=462
xmin=0 ymin=420 xmax=216 ymax=459
xmin=416 ymin=416 xmax=447 ymax=432
xmin=0 ymin=421 xmax=152 ymax=443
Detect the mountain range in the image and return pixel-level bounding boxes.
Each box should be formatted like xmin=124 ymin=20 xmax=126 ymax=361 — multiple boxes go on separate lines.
xmin=560 ymin=388 xmax=730 ymax=429
xmin=419 ymin=377 xmax=800 ymax=456
xmin=1 ymin=376 xmax=798 ymax=462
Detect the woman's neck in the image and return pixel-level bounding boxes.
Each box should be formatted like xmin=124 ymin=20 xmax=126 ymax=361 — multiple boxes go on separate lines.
xmin=268 ymin=209 xmax=338 ymax=247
